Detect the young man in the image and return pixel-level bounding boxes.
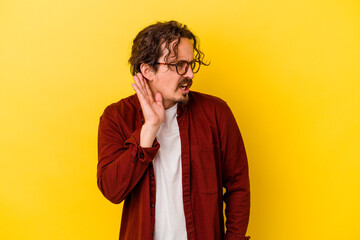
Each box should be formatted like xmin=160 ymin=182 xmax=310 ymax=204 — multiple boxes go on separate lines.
xmin=97 ymin=21 xmax=250 ymax=240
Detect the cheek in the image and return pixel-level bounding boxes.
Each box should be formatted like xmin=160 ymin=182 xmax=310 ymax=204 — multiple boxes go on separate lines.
xmin=156 ymin=72 xmax=181 ymax=93
xmin=164 ymin=79 xmax=180 ymax=90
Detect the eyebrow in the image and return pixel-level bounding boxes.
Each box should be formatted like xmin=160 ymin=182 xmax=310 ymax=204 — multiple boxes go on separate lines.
xmin=176 ymin=59 xmax=195 ymax=62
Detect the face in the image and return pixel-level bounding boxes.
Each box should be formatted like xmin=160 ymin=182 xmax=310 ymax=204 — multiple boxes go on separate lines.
xmin=148 ymin=38 xmax=195 ymax=109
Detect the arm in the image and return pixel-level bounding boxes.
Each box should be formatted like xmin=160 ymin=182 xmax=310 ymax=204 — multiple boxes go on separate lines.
xmin=219 ymin=103 xmax=251 ymax=240
xmin=97 ymin=107 xmax=159 ymax=204
xmin=97 ymin=72 xmax=165 ymax=204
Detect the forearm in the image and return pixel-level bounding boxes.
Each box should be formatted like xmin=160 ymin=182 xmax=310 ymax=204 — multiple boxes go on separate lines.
xmin=97 ymin=136 xmax=159 ymax=203
xmin=222 ymin=140 xmax=250 ymax=238
xmin=223 ymin=175 xmax=250 ymax=239
xmin=97 ymin=108 xmax=160 ymax=203
xmin=219 ymin=101 xmax=251 ymax=238
xmin=140 ymin=122 xmax=160 ymax=148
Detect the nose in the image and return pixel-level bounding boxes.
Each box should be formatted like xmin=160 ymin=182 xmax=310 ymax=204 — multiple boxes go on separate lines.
xmin=183 ymin=65 xmax=194 ymax=79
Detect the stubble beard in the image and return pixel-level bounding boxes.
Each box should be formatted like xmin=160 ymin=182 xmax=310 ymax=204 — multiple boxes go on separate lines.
xmin=176 ymin=93 xmax=189 ymax=106
xmin=175 ymin=78 xmax=192 ymax=105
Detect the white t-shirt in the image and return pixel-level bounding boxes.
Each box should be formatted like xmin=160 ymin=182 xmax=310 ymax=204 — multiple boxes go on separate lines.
xmin=153 ymin=103 xmax=187 ymax=240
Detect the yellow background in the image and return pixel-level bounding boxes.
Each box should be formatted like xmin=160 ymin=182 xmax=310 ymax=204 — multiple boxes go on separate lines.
xmin=1 ymin=0 xmax=359 ymax=239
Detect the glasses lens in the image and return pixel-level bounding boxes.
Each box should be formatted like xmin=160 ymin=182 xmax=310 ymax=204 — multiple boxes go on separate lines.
xmin=191 ymin=61 xmax=200 ymax=73
xmin=176 ymin=61 xmax=189 ymax=75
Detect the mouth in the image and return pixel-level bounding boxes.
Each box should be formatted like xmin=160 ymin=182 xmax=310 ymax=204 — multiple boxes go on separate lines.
xmin=178 ymin=79 xmax=193 ymax=93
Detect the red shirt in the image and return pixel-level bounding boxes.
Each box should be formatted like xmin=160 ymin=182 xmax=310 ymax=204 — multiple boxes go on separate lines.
xmin=97 ymin=91 xmax=250 ymax=240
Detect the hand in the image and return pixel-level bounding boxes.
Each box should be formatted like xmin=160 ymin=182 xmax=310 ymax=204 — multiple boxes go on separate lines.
xmin=132 ymin=73 xmax=165 ymax=147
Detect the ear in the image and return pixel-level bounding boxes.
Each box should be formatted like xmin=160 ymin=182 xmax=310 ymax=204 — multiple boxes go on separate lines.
xmin=140 ymin=63 xmax=155 ymax=81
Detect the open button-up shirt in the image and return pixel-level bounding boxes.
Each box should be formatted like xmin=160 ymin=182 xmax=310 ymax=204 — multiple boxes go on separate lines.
xmin=97 ymin=91 xmax=250 ymax=240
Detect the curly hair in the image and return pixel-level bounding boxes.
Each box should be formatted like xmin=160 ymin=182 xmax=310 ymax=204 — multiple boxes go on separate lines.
xmin=129 ymin=20 xmax=208 ymax=76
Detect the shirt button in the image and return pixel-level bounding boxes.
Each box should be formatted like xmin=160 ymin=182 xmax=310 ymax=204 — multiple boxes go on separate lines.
xmin=151 ymin=203 xmax=155 ymax=208
xmin=149 ymin=173 xmax=153 ymax=177
xmin=139 ymin=153 xmax=144 ymax=159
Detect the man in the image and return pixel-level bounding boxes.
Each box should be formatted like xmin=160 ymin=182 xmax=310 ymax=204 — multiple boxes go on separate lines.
xmin=97 ymin=20 xmax=250 ymax=240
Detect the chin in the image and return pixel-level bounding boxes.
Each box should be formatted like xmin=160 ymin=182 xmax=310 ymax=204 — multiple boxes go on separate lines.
xmin=176 ymin=93 xmax=189 ymax=106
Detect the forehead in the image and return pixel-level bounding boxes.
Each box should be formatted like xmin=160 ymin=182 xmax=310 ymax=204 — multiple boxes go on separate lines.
xmin=160 ymin=37 xmax=194 ymax=61
xmin=177 ymin=38 xmax=194 ymax=59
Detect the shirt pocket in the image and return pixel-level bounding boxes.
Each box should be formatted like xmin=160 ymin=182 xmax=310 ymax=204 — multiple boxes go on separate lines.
xmin=190 ymin=144 xmax=221 ymax=195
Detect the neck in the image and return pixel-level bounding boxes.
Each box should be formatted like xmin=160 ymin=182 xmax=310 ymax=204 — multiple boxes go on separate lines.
xmin=163 ymin=100 xmax=176 ymax=110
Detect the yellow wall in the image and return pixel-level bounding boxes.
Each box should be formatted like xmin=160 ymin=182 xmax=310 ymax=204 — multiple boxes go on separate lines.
xmin=1 ymin=0 xmax=359 ymax=239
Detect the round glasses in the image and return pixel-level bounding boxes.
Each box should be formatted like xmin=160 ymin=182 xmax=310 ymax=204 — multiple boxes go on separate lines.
xmin=156 ymin=60 xmax=201 ymax=75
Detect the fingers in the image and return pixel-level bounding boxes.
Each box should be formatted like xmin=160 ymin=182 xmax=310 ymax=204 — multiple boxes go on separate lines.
xmin=132 ymin=73 xmax=165 ymax=127
xmin=144 ymin=79 xmax=154 ymax=103
xmin=132 ymin=72 xmax=157 ymax=111
xmin=154 ymin=92 xmax=163 ymax=106
xmin=133 ymin=73 xmax=146 ymax=98
xmin=137 ymin=72 xmax=147 ymax=92
xmin=131 ymin=82 xmax=148 ymax=107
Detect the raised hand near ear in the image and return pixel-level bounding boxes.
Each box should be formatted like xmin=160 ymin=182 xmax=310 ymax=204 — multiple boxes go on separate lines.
xmin=132 ymin=72 xmax=165 ymax=147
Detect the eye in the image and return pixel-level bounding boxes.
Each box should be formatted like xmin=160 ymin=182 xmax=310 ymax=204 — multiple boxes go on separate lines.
xmin=176 ymin=61 xmax=188 ymax=69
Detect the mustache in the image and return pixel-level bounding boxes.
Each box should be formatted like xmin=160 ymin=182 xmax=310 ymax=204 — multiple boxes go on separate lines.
xmin=177 ymin=78 xmax=193 ymax=88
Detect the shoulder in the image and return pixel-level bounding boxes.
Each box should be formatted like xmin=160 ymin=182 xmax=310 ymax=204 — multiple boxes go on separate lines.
xmin=187 ymin=91 xmax=235 ymax=123
xmin=189 ymin=91 xmax=227 ymax=106
xmin=188 ymin=91 xmax=229 ymax=111
xmin=101 ymin=94 xmax=139 ymax=119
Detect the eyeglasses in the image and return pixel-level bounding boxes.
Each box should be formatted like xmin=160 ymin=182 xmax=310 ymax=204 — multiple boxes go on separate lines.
xmin=155 ymin=60 xmax=201 ymax=76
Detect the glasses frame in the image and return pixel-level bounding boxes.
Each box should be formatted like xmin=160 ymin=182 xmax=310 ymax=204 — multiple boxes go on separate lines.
xmin=155 ymin=60 xmax=200 ymax=76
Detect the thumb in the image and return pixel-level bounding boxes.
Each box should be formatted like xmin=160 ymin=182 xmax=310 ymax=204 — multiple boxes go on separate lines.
xmin=154 ymin=92 xmax=163 ymax=106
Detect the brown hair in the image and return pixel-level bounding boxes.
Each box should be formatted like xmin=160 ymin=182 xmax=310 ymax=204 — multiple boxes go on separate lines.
xmin=129 ymin=20 xmax=208 ymax=76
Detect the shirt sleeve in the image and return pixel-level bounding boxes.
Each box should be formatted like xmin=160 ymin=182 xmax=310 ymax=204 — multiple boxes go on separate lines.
xmin=219 ymin=102 xmax=251 ymax=240
xmin=97 ymin=105 xmax=160 ymax=204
